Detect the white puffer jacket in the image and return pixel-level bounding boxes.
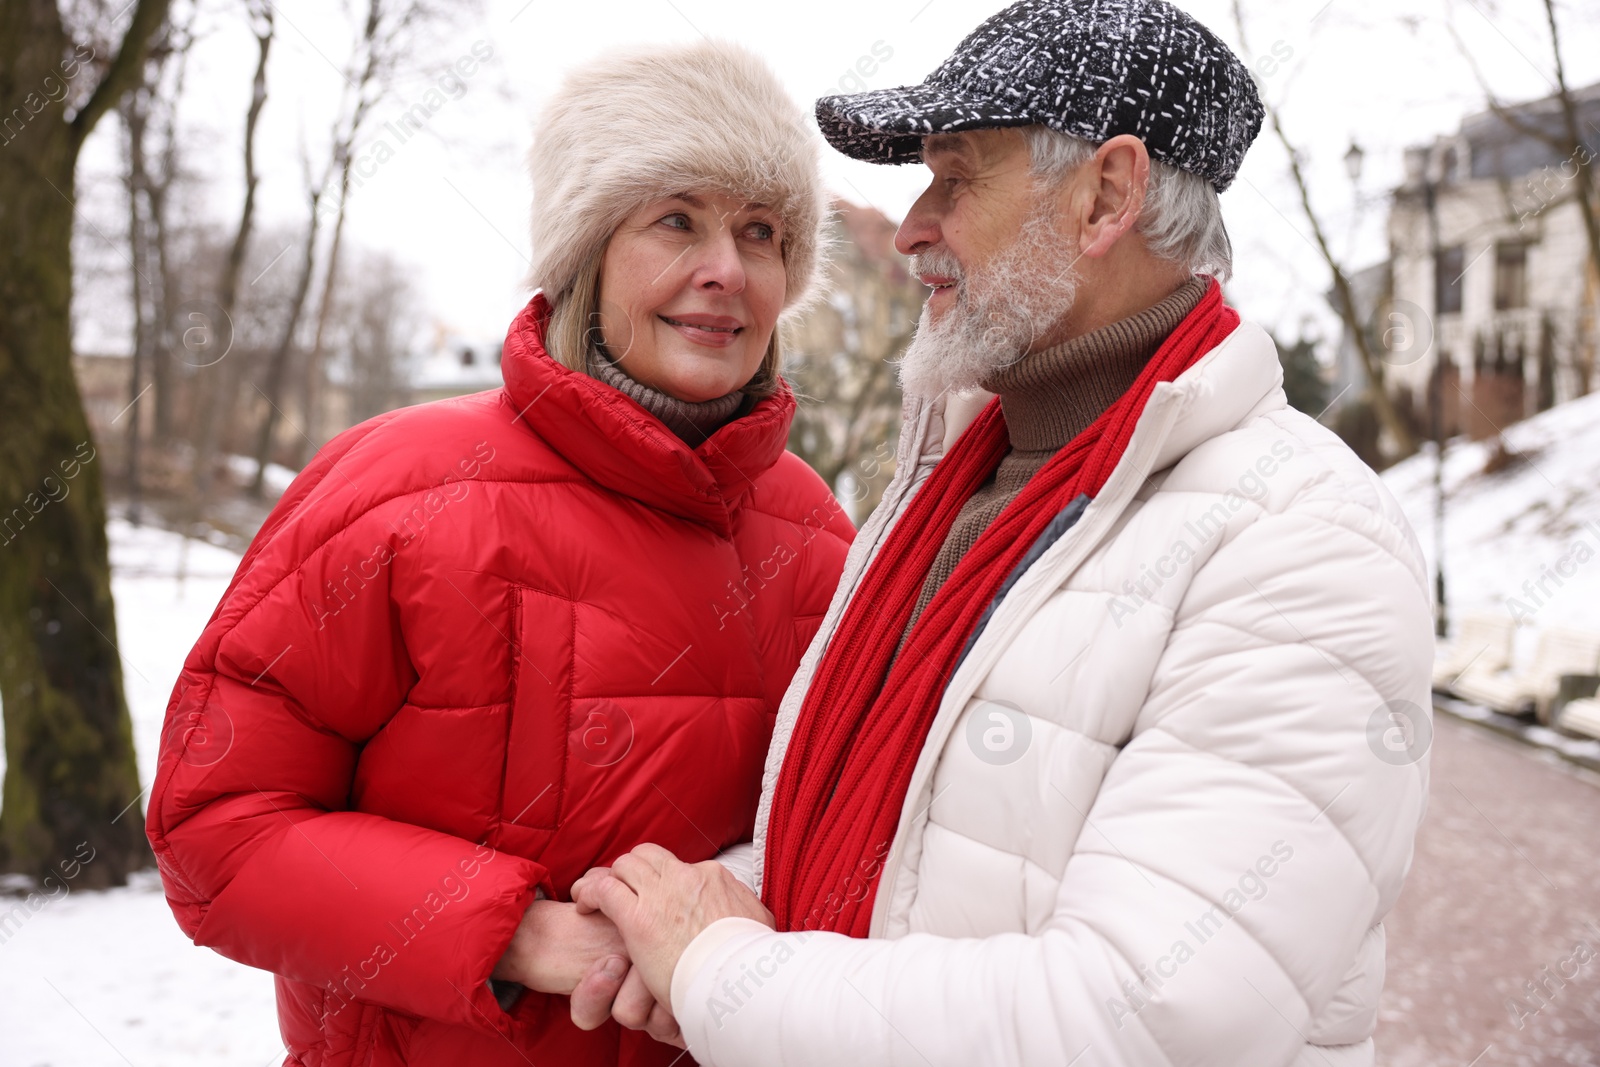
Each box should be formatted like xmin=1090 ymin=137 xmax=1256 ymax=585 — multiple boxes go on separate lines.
xmin=677 ymin=319 xmax=1435 ymax=1066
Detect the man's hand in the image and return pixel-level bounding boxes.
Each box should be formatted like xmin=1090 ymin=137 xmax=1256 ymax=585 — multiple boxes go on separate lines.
xmin=491 ymin=898 xmax=627 ymax=996
xmin=570 ymin=843 xmax=775 ymax=1009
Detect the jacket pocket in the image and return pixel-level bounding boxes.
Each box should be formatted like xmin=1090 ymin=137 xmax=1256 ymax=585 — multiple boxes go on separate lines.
xmin=502 ymin=586 xmax=572 ymax=832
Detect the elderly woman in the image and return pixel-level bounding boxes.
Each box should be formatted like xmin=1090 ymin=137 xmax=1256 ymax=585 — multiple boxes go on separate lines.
xmin=145 ymin=41 xmax=850 ymax=1067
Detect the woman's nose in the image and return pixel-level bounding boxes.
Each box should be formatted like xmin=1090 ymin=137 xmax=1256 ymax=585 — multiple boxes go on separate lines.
xmin=691 ymin=226 xmax=747 ymax=294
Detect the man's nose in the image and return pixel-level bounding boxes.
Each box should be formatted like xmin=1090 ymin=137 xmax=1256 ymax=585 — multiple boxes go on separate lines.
xmin=895 ymin=184 xmax=943 ymax=256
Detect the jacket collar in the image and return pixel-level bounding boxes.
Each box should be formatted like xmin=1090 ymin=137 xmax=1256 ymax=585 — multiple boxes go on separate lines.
xmin=1145 ymin=320 xmax=1285 ymax=471
xmin=500 ymin=294 xmax=797 ymax=536
xmin=919 ymin=319 xmax=1284 ymax=475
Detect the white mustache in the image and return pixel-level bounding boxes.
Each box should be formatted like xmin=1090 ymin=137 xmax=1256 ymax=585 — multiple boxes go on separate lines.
xmin=909 ymin=248 xmax=964 ymax=285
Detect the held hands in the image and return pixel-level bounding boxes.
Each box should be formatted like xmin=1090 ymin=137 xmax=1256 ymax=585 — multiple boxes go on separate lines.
xmin=487 ymin=885 xmax=696 ymax=1048
xmin=571 ymin=951 xmax=684 ymax=1046
xmin=491 ymin=897 xmax=627 ymax=996
xmin=493 ymin=845 xmax=772 ymax=1050
xmin=569 ymin=843 xmax=776 ymax=1033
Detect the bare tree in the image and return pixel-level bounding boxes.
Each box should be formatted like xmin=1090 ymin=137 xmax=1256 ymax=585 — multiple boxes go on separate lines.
xmin=0 ymin=0 xmax=171 ymax=888
xmin=189 ymin=0 xmax=271 ymax=497
xmin=336 ymin=249 xmax=418 ymax=424
xmin=247 ymin=151 xmax=324 ymax=497
xmin=141 ymin=22 xmax=194 ymax=449
xmin=1230 ymin=0 xmax=1417 ymax=460
xmin=119 ymin=89 xmax=153 ymax=521
xmin=291 ymin=0 xmax=389 ymax=472
xmin=252 ymin=0 xmax=453 ymax=492
xmin=117 ymin=3 xmax=194 ymax=522
xmin=785 ymin=200 xmax=923 ymax=519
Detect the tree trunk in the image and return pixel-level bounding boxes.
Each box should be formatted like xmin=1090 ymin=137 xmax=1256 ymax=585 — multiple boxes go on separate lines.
xmin=250 ymin=198 xmax=320 ymax=497
xmin=146 ymin=130 xmax=176 ymax=443
xmin=0 ymin=0 xmax=170 ymax=888
xmin=1540 ymin=0 xmax=1600 ymax=397
xmin=295 ymin=162 xmax=353 ymax=469
xmin=142 ymin=20 xmax=193 ymax=448
xmin=119 ymin=92 xmax=151 ymax=525
xmin=288 ymin=0 xmax=385 ymax=474
xmin=1230 ymin=0 xmax=1415 ymax=461
xmin=190 ymin=6 xmax=270 ymax=498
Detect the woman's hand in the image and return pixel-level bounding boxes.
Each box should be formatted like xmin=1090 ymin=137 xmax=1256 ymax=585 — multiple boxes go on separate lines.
xmin=492 ymin=898 xmax=628 ymax=996
xmin=572 ymin=955 xmax=686 ymax=1048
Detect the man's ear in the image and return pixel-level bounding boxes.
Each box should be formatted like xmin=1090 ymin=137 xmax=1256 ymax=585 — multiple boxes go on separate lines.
xmin=1079 ymin=134 xmax=1151 ymax=259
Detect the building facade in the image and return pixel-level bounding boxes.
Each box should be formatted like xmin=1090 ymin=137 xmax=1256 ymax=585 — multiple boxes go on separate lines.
xmin=1371 ymin=82 xmax=1600 ymax=441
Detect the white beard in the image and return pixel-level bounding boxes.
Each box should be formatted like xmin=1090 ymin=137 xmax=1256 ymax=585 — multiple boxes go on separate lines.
xmin=897 ymin=201 xmax=1083 ymax=400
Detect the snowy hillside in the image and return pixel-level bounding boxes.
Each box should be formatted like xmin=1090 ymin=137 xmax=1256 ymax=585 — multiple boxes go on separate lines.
xmin=1380 ymin=391 xmax=1600 ymax=651
xmin=0 ymin=521 xmax=282 ymax=1067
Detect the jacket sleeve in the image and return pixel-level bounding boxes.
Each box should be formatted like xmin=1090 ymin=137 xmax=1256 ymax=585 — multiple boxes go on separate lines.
xmin=712 ymin=842 xmax=757 ymax=893
xmin=146 ymin=432 xmax=551 ymax=1038
xmin=667 ymin=490 xmax=1434 ymax=1066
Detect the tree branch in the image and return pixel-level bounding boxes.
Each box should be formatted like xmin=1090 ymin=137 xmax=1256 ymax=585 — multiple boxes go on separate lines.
xmin=1443 ymin=14 xmax=1568 ymax=153
xmin=68 ymin=0 xmax=172 ymax=155
xmin=1230 ymin=0 xmax=1416 ymax=457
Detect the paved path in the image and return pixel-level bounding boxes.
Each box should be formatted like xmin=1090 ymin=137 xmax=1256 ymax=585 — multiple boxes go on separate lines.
xmin=1376 ymin=712 xmax=1600 ymax=1066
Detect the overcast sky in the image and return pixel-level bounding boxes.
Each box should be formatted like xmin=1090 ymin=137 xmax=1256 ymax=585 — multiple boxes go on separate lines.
xmin=74 ymin=0 xmax=1600 ymax=357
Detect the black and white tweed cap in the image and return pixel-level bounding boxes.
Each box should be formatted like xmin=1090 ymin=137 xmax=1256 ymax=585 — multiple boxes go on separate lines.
xmin=814 ymin=0 xmax=1263 ymax=191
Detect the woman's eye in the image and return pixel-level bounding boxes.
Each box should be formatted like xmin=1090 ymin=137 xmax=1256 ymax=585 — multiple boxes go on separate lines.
xmin=745 ymin=222 xmax=775 ymax=241
xmin=661 ymin=213 xmax=691 ymax=230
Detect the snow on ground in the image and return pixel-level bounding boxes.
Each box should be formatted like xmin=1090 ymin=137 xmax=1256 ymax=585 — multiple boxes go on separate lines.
xmin=222 ymin=455 xmax=298 ymax=499
xmin=0 ymin=520 xmax=283 ymax=1067
xmin=1379 ymin=390 xmax=1600 ymax=659
xmin=0 ymin=870 xmax=285 ymax=1067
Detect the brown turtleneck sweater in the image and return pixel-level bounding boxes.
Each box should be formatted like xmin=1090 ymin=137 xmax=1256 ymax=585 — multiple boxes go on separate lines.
xmin=898 ymin=277 xmax=1207 ymax=648
xmin=587 ymin=347 xmax=750 ymax=445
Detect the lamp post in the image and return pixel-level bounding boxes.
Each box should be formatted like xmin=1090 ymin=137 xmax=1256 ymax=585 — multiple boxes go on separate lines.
xmin=1344 ymin=141 xmax=1365 ymax=184
xmin=1421 ymin=148 xmax=1450 ymax=639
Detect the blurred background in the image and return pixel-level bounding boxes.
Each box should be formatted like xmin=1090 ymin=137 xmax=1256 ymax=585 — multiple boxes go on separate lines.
xmin=1 ymin=0 xmax=1598 ymax=1063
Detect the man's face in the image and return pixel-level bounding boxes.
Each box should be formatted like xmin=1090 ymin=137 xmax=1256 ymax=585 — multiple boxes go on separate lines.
xmin=893 ymin=128 xmax=1085 ymax=398
xmin=895 ymin=129 xmax=1041 ymax=322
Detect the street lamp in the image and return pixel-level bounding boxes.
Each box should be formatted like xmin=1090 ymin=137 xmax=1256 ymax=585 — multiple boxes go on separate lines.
xmin=1421 ymin=148 xmax=1450 ymax=639
xmin=1344 ymin=141 xmax=1366 ymax=184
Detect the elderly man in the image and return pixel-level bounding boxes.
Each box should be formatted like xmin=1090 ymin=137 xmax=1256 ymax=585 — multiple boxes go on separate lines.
xmin=571 ymin=1 xmax=1435 ymax=1063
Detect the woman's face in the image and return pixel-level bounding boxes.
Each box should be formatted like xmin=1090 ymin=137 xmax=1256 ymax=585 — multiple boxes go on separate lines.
xmin=596 ymin=190 xmax=786 ymax=403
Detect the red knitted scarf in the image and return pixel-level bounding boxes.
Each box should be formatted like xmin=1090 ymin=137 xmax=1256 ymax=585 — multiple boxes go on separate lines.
xmin=763 ymin=279 xmax=1238 ymax=936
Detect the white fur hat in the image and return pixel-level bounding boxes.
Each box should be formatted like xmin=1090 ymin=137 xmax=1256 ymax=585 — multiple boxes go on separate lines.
xmin=526 ymin=40 xmax=830 ymax=320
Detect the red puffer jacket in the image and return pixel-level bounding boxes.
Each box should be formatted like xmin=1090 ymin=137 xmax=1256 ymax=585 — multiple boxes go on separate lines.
xmin=146 ymin=294 xmax=853 ymax=1066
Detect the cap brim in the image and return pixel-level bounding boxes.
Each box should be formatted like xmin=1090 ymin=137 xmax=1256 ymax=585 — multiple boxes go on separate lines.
xmin=814 ymin=83 xmax=1037 ymax=165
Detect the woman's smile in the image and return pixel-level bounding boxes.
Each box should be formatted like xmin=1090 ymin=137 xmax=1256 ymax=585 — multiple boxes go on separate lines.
xmin=659 ymin=313 xmax=745 ymax=348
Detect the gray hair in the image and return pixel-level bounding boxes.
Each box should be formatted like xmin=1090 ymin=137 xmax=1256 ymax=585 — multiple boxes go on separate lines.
xmin=1021 ymin=126 xmax=1233 ymax=280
